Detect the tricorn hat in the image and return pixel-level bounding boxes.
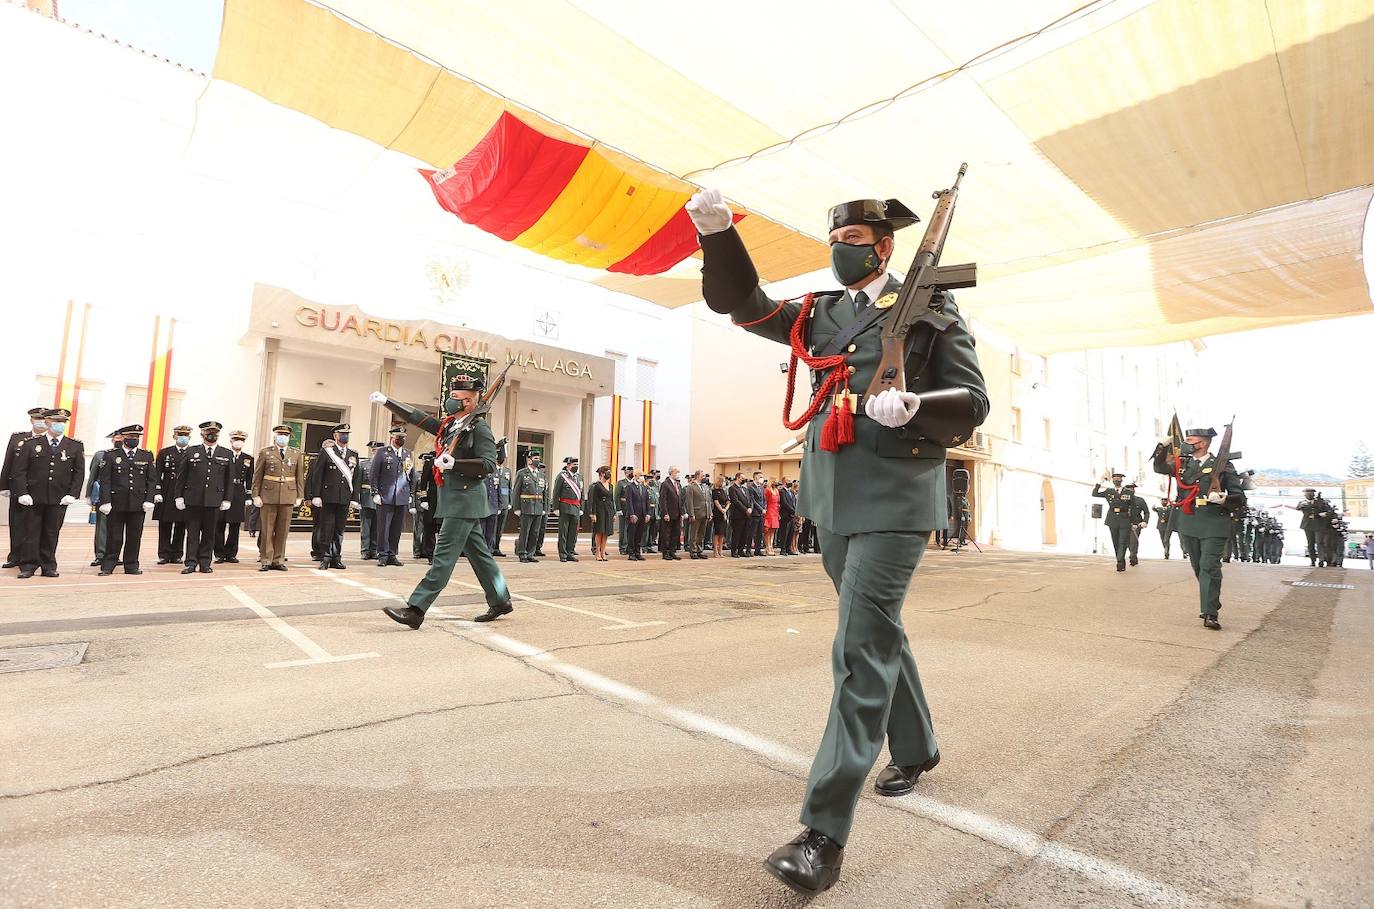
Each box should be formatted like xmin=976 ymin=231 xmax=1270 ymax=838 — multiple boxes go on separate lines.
xmin=450 ymin=373 xmax=486 ymax=392
xmin=827 ymin=198 xmax=920 ymax=233
xmin=564 ymin=456 xmax=578 ymax=464
xmin=1110 ymin=471 xmax=1125 ymax=478
xmin=1184 ymin=426 xmax=1217 ymax=438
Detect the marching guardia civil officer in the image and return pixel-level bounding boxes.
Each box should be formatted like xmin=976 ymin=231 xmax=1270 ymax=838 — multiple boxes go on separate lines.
xmin=687 ymin=188 xmax=988 ymax=894
xmin=11 ymin=408 xmax=85 ymax=578
xmin=1152 ymin=426 xmax=1246 ymax=629
xmin=551 ymin=455 xmax=584 ymax=562
xmin=174 ymin=421 xmax=233 ymax=574
xmin=371 ymin=376 xmax=514 ymax=627
xmin=251 ymin=424 xmax=303 ymax=571
xmin=1092 ymin=471 xmax=1135 ymax=571
xmin=95 ymin=424 xmax=156 ymax=575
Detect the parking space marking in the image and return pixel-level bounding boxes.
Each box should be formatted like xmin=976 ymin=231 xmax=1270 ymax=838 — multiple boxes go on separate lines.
xmin=465 ymin=628 xmax=1193 ymax=908
xmin=224 ymin=585 xmax=379 ymax=669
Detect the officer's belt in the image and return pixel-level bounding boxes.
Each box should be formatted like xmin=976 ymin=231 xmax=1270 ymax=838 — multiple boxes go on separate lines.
xmin=558 ymin=497 xmax=580 ymax=506
xmin=263 ymin=474 xmax=294 ymax=481
xmin=520 ymin=494 xmax=541 ymax=498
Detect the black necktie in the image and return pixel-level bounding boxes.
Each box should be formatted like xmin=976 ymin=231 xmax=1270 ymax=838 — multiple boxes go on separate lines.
xmin=854 ymin=290 xmax=869 ymax=314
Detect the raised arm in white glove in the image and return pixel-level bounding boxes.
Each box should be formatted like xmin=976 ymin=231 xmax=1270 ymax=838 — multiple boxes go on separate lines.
xmin=219 ymin=500 xmax=231 ymax=511
xmin=99 ymin=503 xmax=112 ymax=515
xmin=253 ymin=496 xmax=264 ymax=508
xmin=59 ymin=494 xmax=76 ymax=506
xmin=685 ymin=189 xmax=733 ymax=236
xmin=435 ymin=452 xmax=455 ymax=470
xmin=311 ymin=497 xmax=323 ymax=508
xmin=18 ymin=494 xmax=33 ymax=506
xmin=864 ymin=389 xmax=921 ymax=428
xmin=175 ymin=498 xmax=186 ymax=510
xmin=369 ymin=391 xmax=388 ymax=404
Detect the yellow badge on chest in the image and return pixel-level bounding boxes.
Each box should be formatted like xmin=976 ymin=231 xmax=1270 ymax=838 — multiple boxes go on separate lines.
xmin=874 ymin=292 xmax=898 ymax=309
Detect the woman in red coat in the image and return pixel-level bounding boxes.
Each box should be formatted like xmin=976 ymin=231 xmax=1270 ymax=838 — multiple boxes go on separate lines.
xmin=764 ymin=480 xmax=781 ymax=555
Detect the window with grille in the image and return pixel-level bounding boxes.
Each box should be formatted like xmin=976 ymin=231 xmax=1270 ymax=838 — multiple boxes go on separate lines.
xmin=606 ymin=351 xmax=628 ymax=395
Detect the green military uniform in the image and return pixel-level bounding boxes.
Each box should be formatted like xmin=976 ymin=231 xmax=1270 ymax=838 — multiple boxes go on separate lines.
xmin=551 ymin=460 xmax=584 ymax=561
xmin=1153 ymin=502 xmax=1175 ymax=559
xmin=356 ymin=442 xmax=381 ymax=559
xmin=644 ymin=478 xmax=660 ymax=552
xmin=382 ymin=395 xmax=510 ymax=621
xmin=1092 ymin=478 xmax=1135 ymax=570
xmin=1153 ymin=433 xmax=1246 ymax=625
xmin=700 ymin=218 xmax=989 ymax=849
xmin=1126 ymin=489 xmax=1148 ymax=564
xmin=615 ymin=470 xmax=633 ymax=553
xmin=512 ymin=463 xmax=548 ymax=562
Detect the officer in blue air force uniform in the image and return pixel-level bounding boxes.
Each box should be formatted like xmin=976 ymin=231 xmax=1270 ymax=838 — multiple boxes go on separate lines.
xmin=370 ymin=426 xmax=414 ymax=567
xmin=686 ymin=188 xmax=989 ymax=894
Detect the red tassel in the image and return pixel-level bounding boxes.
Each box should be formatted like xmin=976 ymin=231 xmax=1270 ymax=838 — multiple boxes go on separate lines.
xmin=820 ymin=406 xmax=840 ymax=452
xmin=836 ymin=394 xmax=855 ymax=446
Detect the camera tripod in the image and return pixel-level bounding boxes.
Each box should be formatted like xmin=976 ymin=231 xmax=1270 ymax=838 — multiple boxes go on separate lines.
xmin=949 ymin=494 xmax=982 ymax=553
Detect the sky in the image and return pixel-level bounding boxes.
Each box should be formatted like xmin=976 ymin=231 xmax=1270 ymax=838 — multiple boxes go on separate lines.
xmin=43 ymin=0 xmax=1374 ymax=479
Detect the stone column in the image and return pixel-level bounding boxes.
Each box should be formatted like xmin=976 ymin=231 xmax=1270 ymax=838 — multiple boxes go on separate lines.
xmin=371 ymin=357 xmax=397 ymax=441
xmin=502 ymin=379 xmax=520 ymax=452
xmin=580 ymin=393 xmax=595 ymax=475
xmin=254 ymin=337 xmax=280 ymax=449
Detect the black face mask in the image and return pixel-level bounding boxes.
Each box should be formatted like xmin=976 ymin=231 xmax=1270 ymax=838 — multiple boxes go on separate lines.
xmin=123 ymin=438 xmax=138 ymax=449
xmin=203 ymin=433 xmax=219 ymax=444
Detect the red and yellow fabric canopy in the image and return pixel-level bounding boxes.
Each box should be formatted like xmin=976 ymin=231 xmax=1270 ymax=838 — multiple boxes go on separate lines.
xmin=421 ymin=112 xmax=740 ymax=275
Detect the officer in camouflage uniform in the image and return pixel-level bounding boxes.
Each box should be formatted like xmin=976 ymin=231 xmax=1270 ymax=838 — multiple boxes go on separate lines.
xmin=372 ymin=376 xmax=513 ymax=628
xmin=1153 ymin=426 xmax=1246 ymax=629
xmin=688 ymin=188 xmax=988 ymax=894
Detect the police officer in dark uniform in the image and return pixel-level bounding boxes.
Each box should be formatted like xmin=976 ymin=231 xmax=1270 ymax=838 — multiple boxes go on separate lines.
xmin=11 ymin=408 xmax=86 ymax=578
xmin=153 ymin=424 xmax=193 ymax=564
xmin=175 ymin=421 xmax=233 ymax=574
xmin=413 ymin=450 xmax=439 ymax=561
xmin=214 ymin=430 xmax=254 ymax=564
xmin=306 ymin=423 xmax=360 ymax=569
xmin=86 ymin=429 xmax=122 ymax=567
xmin=2 ymin=407 xmax=48 ymax=569
xmin=96 ymin=424 xmax=156 ymax=575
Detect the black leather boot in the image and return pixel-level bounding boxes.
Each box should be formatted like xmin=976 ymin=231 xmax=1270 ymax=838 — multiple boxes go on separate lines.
xmin=873 ymin=750 xmax=941 ymax=797
xmin=473 ymin=601 xmax=514 ymax=623
xmin=764 ymin=828 xmax=843 ymax=895
xmin=382 ymin=605 xmax=424 ymax=629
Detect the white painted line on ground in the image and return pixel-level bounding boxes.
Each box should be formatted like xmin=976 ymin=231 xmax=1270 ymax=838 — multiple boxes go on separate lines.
xmin=447 ymin=579 xmax=667 ymax=631
xmin=334 ymin=577 xmax=365 ymax=587
xmin=363 ymin=586 xmax=402 ymax=599
xmin=469 ymin=628 xmax=1195 ymax=908
xmin=224 ymin=585 xmax=379 ymax=669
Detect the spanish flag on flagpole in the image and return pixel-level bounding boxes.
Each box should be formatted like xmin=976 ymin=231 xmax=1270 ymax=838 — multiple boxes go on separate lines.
xmin=143 ymin=317 xmax=176 ymax=448
xmin=642 ymin=400 xmax=653 ymax=474
xmin=608 ymin=394 xmax=622 ymax=480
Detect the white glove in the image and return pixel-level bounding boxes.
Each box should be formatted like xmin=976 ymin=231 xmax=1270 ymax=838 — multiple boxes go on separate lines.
xmin=18 ymin=494 xmax=33 ymax=506
xmin=408 ymin=507 xmax=417 ymax=514
xmin=245 ymin=498 xmax=253 ymax=507
xmin=99 ymin=503 xmax=112 ymax=515
xmin=219 ymin=500 xmax=231 ymax=511
xmin=1205 ymin=491 xmax=1227 ymax=505
xmin=436 ymin=452 xmax=455 ymax=470
xmin=142 ymin=501 xmax=155 ymax=513
xmin=59 ymin=495 xmax=76 ymax=506
xmin=369 ymin=390 xmax=388 ymax=404
xmin=864 ymin=389 xmax=921 ymax=428
xmin=0 ymin=489 xmax=8 ymax=498
xmin=421 ymin=502 xmax=429 ymax=511
xmin=348 ymin=501 xmax=358 ymax=511
xmin=175 ymin=498 xmax=186 ymax=510
xmin=253 ymin=496 xmax=264 ymax=508
xmin=293 ymin=498 xmax=302 ymax=508
xmin=311 ymin=497 xmax=323 ymax=508
xmin=154 ymin=494 xmax=163 ymax=503
xmin=685 ymin=188 xmax=733 ymax=236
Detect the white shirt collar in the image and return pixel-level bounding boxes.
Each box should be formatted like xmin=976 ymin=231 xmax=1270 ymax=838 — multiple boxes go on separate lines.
xmin=847 ymin=272 xmax=891 ymax=309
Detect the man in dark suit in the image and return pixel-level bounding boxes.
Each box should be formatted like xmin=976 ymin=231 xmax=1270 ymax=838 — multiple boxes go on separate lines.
xmin=305 ymin=423 xmax=360 ymax=569
xmin=153 ymin=425 xmax=192 ymax=564
xmin=748 ymin=472 xmax=767 ymax=556
xmin=96 ymin=424 xmax=156 ymax=575
xmin=728 ymin=473 xmax=753 ymax=557
xmin=11 ymin=407 xmax=85 ymax=578
xmin=175 ymin=421 xmax=233 ymax=574
xmin=2 ymin=407 xmax=48 ymax=569
xmin=623 ymin=474 xmax=649 ymax=561
xmin=777 ymin=477 xmax=797 ymax=555
xmin=214 ymin=430 xmax=254 ymax=564
xmin=658 ymin=467 xmax=684 ymax=560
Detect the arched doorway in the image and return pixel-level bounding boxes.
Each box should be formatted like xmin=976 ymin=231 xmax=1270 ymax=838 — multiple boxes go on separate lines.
xmin=1040 ymin=478 xmax=1057 ymax=546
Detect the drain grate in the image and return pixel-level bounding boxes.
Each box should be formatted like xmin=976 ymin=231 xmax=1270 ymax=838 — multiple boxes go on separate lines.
xmin=0 ymin=642 xmax=89 ymax=674
xmin=1288 ymin=581 xmax=1356 ymax=590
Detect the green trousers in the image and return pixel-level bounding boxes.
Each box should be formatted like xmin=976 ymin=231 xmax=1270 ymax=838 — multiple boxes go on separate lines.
xmin=1179 ymin=533 xmax=1224 ymax=617
xmin=517 ymin=512 xmax=543 ymax=558
xmin=558 ymin=513 xmax=579 ymax=558
xmin=802 ymin=528 xmax=935 ymax=847
xmin=358 ymin=507 xmax=375 ymax=557
xmin=406 ymin=517 xmax=509 ymax=613
xmin=1109 ymin=524 xmax=1131 ymax=566
xmin=93 ymin=511 xmax=108 ymax=561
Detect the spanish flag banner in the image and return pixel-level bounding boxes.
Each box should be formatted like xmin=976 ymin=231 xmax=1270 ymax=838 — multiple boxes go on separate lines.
xmin=608 ymin=394 xmax=622 ymax=480
xmin=642 ymin=400 xmax=653 ymax=474
xmin=142 ymin=316 xmax=176 ymax=449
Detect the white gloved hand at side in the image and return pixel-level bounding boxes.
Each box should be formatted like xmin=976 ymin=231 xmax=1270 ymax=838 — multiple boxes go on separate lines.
xmin=219 ymin=500 xmax=231 ymax=511
xmin=18 ymin=494 xmax=33 ymax=506
xmin=420 ymin=502 xmax=429 ymax=511
xmin=59 ymin=495 xmax=76 ymax=506
xmin=863 ymin=389 xmax=921 ymax=428
xmin=1205 ymin=491 xmax=1227 ymax=505
xmin=408 ymin=507 xmax=417 ymax=514
xmin=0 ymin=489 xmax=8 ymax=498
xmin=142 ymin=501 xmax=155 ymax=512
xmin=435 ymin=453 xmax=456 ymax=470
xmin=311 ymin=497 xmax=323 ymax=508
xmin=175 ymin=498 xmax=186 ymax=510
xmin=99 ymin=502 xmax=112 ymax=515
xmin=154 ymin=494 xmax=163 ymax=503
xmin=293 ymin=498 xmax=302 ymax=508
xmin=253 ymin=496 xmax=264 ymax=508
xmin=369 ymin=391 xmax=387 ymax=404
xmin=685 ymin=189 xmax=733 ymax=236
